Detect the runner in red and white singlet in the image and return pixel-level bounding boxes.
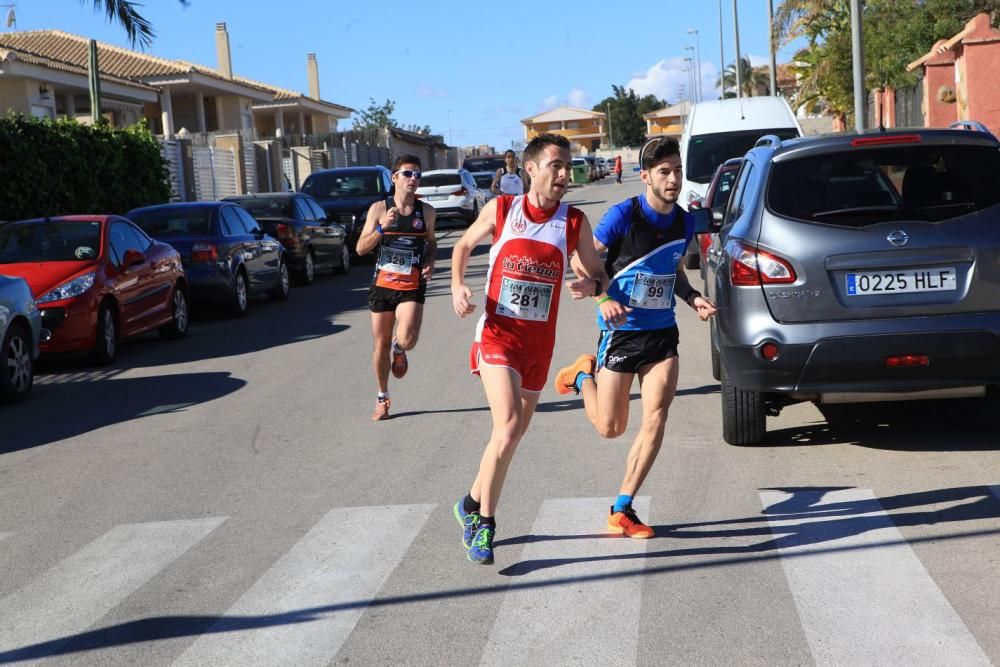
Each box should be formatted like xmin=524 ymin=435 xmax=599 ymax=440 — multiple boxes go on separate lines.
xmin=449 ymin=134 xmax=613 ymax=565
xmin=470 ymin=193 xmax=583 ymax=392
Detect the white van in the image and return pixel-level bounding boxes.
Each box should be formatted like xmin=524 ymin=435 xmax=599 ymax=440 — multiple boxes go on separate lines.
xmin=679 ymin=97 xmax=803 ymax=209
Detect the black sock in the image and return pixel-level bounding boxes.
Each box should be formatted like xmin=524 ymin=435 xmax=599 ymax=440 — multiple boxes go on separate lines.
xmin=463 ymin=494 xmax=481 ymax=514
xmin=479 ymin=515 xmax=496 ymax=529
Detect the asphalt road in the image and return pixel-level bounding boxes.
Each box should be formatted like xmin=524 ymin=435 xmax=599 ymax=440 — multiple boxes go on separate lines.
xmin=2 ymin=171 xmax=1000 ymax=666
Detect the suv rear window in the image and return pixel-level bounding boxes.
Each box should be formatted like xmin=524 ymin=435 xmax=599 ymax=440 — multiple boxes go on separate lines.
xmin=420 ymin=173 xmax=461 ymax=187
xmin=767 ymin=144 xmax=1000 ymax=225
xmin=302 ymin=172 xmax=383 ymax=198
xmin=462 ymin=157 xmax=504 ymax=173
xmin=687 ymin=128 xmax=800 ymax=183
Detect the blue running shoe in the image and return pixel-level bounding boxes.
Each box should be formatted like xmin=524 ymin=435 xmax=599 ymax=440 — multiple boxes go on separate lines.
xmin=467 ymin=525 xmax=495 ymax=565
xmin=453 ymin=500 xmax=481 ymax=549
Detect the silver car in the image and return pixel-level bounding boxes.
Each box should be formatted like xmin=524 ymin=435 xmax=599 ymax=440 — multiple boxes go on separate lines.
xmin=696 ymin=124 xmax=1000 ymax=445
xmin=0 ymin=274 xmax=40 ymax=403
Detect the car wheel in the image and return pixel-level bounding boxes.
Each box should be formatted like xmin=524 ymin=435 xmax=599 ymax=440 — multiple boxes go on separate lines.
xmin=159 ymin=284 xmax=189 ymax=340
xmin=228 ymin=269 xmax=249 ymax=318
xmin=298 ymin=249 xmax=315 ymax=285
xmin=710 ymin=320 xmax=721 ymax=382
xmin=721 ymin=363 xmax=766 ymax=446
xmin=90 ymin=302 xmax=117 ymax=366
xmin=0 ymin=323 xmax=33 ymax=403
xmin=334 ymin=244 xmax=350 ymax=275
xmin=269 ymin=261 xmax=291 ymax=301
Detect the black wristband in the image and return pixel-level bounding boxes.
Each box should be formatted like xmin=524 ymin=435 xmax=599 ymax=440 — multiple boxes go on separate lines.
xmin=593 ymin=278 xmax=603 ymax=297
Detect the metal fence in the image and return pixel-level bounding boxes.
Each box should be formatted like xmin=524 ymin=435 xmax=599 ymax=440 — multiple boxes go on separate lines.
xmin=191 ymin=146 xmax=239 ymax=201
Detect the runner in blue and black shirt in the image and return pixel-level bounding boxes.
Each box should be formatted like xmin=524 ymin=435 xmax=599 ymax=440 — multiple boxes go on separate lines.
xmin=554 ymin=137 xmax=717 ymax=538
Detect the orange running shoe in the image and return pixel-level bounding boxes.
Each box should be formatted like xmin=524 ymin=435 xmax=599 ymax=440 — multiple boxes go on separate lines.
xmin=607 ymin=506 xmax=654 ymax=539
xmin=552 ymin=354 xmax=596 ymax=395
xmin=371 ymin=396 xmax=391 ymax=421
xmin=390 ymin=339 xmax=408 ymax=379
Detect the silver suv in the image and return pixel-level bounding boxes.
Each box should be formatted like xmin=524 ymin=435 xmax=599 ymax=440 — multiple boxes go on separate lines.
xmin=694 ymin=124 xmax=1000 ymax=445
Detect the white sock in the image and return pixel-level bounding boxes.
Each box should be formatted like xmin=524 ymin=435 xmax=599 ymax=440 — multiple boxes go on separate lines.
xmin=392 ymin=340 xmax=403 ymax=354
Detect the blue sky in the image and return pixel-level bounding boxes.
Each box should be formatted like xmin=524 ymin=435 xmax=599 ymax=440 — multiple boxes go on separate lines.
xmin=19 ymin=1 xmax=803 ymax=149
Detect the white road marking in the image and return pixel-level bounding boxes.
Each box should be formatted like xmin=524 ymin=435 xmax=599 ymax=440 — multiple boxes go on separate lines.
xmin=481 ymin=497 xmax=651 ymax=666
xmin=0 ymin=518 xmax=225 ymax=658
xmin=173 ymin=503 xmax=434 ymax=666
xmin=760 ymin=488 xmax=990 ymax=666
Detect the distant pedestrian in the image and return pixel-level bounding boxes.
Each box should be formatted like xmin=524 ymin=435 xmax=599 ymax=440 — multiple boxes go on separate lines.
xmin=355 ymin=154 xmax=437 ymax=421
xmin=491 ymin=149 xmax=530 ymax=196
xmin=614 ymin=155 xmax=623 ymax=184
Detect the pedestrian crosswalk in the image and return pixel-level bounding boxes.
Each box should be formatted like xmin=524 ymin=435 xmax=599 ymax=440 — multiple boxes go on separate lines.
xmin=0 ymin=488 xmax=998 ymax=665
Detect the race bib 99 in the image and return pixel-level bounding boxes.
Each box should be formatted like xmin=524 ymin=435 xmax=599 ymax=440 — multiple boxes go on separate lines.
xmin=629 ymin=272 xmax=675 ymax=309
xmin=377 ymin=247 xmax=415 ymax=275
xmin=496 ymin=277 xmax=553 ymax=321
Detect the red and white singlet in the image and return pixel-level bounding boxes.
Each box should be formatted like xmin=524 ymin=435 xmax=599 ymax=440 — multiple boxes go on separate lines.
xmin=470 ymin=194 xmax=583 ymax=391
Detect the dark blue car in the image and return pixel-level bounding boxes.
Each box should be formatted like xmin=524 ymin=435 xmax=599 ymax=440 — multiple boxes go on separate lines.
xmin=301 ymin=166 xmax=393 ymax=254
xmin=125 ymin=202 xmax=290 ymax=317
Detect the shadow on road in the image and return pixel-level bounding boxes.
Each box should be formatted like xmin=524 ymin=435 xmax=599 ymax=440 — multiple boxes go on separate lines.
xmin=1 ymin=372 xmax=247 ymax=454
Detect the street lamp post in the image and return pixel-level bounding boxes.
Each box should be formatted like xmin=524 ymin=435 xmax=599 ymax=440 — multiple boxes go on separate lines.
xmin=768 ymin=0 xmax=778 ymax=96
xmin=732 ymin=0 xmax=743 ymax=98
xmin=684 ymin=48 xmax=696 ymax=102
xmin=687 ymin=28 xmax=703 ymax=103
xmin=717 ymin=0 xmax=725 ymax=98
xmin=683 ymin=58 xmax=695 ymax=104
xmin=850 ymin=0 xmax=866 ymax=131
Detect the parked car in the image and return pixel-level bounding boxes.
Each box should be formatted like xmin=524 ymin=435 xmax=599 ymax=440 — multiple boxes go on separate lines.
xmin=224 ymin=192 xmax=349 ymax=285
xmin=415 ymin=169 xmax=479 ymax=224
xmin=684 ymin=157 xmax=742 ymax=271
xmin=596 ymin=157 xmax=609 ymax=178
xmin=301 ymin=166 xmax=393 ymax=254
xmin=679 ymin=96 xmax=803 ymax=210
xmin=582 ymin=156 xmax=601 ymax=180
xmin=0 ymin=215 xmax=188 ymax=365
xmin=695 ymin=125 xmax=1000 ymax=445
xmin=0 ymin=274 xmax=40 ymax=403
xmin=126 ymin=202 xmax=288 ymax=318
xmin=471 ymin=171 xmax=497 ymax=208
xmin=461 ymin=155 xmax=506 ymax=175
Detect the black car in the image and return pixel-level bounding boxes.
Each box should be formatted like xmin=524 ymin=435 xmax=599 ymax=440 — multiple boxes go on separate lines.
xmin=301 ymin=166 xmax=393 ymax=254
xmin=125 ymin=202 xmax=289 ymax=317
xmin=225 ymin=192 xmax=350 ymax=285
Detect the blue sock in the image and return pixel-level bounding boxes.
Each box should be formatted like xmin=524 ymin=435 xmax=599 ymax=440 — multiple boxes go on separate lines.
xmin=613 ymin=494 xmax=633 ymax=513
xmin=573 ymin=372 xmax=594 ymax=393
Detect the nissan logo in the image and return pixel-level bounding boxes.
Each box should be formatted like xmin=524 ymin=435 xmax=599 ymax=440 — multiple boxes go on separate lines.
xmin=887 ymin=230 xmax=909 ymax=246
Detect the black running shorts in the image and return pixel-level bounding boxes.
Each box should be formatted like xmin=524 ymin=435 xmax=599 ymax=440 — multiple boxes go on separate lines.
xmin=597 ymin=326 xmax=679 ymax=374
xmin=367 ymin=284 xmax=426 ymax=313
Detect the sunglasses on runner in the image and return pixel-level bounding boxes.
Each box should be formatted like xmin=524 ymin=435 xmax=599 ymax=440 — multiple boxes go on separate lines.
xmin=394 ymin=169 xmax=422 ymax=179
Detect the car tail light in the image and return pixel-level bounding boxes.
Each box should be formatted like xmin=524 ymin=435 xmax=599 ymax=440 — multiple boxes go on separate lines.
xmin=885 ymin=354 xmax=930 ymax=367
xmin=850 ymin=134 xmax=921 ymax=147
xmin=452 ymin=188 xmax=467 ymax=197
xmin=729 ymin=242 xmax=796 ymax=286
xmin=191 ymin=242 xmax=218 ymax=262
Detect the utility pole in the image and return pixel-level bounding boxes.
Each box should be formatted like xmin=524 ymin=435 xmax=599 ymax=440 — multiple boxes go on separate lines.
xmin=718 ymin=0 xmax=725 ymax=98
xmin=733 ymin=0 xmax=743 ymax=98
xmin=768 ymin=0 xmax=778 ymax=96
xmin=850 ymin=0 xmax=866 ymax=131
xmin=606 ymin=102 xmax=614 ymax=153
xmin=687 ymin=28 xmax=703 ymax=102
xmin=684 ymin=50 xmax=696 ymax=102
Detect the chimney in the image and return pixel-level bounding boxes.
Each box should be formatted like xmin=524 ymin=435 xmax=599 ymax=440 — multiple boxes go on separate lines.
xmin=307 ymin=53 xmax=320 ymax=101
xmin=215 ymin=22 xmax=233 ymax=80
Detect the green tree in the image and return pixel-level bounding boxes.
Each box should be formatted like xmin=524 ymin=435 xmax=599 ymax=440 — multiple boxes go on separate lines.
xmin=86 ymin=0 xmax=191 ymax=48
xmin=716 ymin=56 xmax=772 ymax=97
xmin=353 ymin=98 xmax=397 ymax=131
xmin=593 ymin=85 xmax=666 ymax=148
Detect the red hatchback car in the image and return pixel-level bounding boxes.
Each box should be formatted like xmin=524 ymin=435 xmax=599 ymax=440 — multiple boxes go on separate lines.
xmin=0 ymin=215 xmax=189 ymax=364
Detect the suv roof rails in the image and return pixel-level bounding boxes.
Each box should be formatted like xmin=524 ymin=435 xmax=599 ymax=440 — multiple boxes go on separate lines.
xmin=948 ymin=120 xmax=997 ymax=139
xmin=754 ymin=134 xmax=782 ymax=149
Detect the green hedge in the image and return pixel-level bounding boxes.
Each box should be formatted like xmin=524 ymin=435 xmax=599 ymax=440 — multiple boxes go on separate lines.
xmin=0 ymin=114 xmax=171 ymax=221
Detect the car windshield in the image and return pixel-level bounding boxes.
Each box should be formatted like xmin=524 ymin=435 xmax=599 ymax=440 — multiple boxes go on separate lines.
xmin=130 ymin=209 xmax=212 ymax=235
xmin=302 ymin=173 xmax=382 ymax=198
xmin=687 ymin=128 xmax=800 ymax=183
xmin=420 ymin=173 xmax=462 ymax=188
xmin=462 ymin=157 xmax=504 ymax=173
xmin=233 ymin=198 xmax=295 ymax=218
xmin=472 ymin=173 xmax=493 ymax=188
xmin=767 ymin=144 xmax=1000 ymax=225
xmin=0 ymin=220 xmax=102 ymax=263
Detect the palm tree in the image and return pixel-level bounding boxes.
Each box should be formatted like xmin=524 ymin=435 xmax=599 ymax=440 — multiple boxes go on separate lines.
xmin=84 ymin=0 xmax=189 ymax=48
xmin=715 ymin=57 xmax=771 ymax=98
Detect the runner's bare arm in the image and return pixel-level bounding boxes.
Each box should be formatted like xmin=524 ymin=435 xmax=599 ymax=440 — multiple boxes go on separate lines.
xmin=422 ymin=205 xmax=438 ymax=280
xmin=355 ymin=201 xmax=388 ymax=256
xmin=451 ymin=198 xmax=499 ymax=317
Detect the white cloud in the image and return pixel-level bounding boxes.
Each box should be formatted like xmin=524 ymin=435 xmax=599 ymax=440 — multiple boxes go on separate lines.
xmin=625 ymin=58 xmax=721 ymax=103
xmin=567 ymin=87 xmax=588 ymax=108
xmin=541 ymin=95 xmax=559 ymax=110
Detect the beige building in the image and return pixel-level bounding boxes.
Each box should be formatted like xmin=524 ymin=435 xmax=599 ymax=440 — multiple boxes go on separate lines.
xmin=0 ymin=24 xmax=352 ymax=138
xmin=644 ymin=100 xmax=691 ymax=139
xmin=520 ymin=106 xmax=606 ymax=153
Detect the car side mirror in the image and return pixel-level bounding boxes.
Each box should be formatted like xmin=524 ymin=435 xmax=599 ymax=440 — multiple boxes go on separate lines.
xmin=123 ymin=248 xmax=145 ymax=268
xmin=690 ymin=207 xmax=711 ymax=235
xmin=709 ymin=206 xmax=725 ymax=233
